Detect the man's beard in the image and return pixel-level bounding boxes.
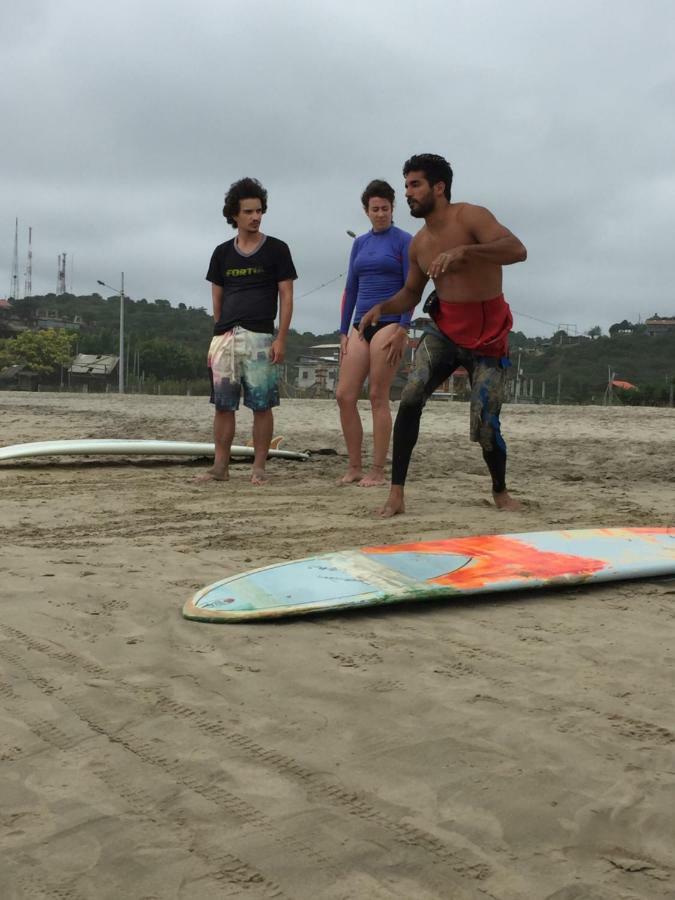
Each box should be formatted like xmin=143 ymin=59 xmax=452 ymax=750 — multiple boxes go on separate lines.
xmin=408 ymin=197 xmax=435 ymax=218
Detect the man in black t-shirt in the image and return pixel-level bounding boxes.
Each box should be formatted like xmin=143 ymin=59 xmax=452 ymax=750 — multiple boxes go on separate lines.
xmin=196 ymin=177 xmax=297 ymax=486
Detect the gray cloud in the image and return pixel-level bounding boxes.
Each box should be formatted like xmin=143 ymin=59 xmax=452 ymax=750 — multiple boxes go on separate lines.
xmin=2 ymin=0 xmax=674 ymax=336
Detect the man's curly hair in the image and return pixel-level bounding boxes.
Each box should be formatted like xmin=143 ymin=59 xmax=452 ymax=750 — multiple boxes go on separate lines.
xmin=222 ymin=177 xmax=268 ymax=227
xmin=403 ymin=154 xmax=453 ymax=201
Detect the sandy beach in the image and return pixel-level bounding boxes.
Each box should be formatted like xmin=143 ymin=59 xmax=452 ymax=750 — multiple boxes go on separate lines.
xmin=0 ymin=390 xmax=673 ymax=900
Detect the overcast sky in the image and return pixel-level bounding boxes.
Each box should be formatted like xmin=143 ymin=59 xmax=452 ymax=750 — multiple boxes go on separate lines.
xmin=2 ymin=0 xmax=674 ymax=336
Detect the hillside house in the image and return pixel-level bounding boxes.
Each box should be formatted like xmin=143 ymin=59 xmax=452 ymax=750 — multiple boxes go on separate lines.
xmin=68 ymin=354 xmax=119 ymax=389
xmin=644 ymin=316 xmax=675 ymax=336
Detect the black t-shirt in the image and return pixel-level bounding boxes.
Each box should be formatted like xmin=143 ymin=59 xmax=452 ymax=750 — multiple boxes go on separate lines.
xmin=206 ymin=235 xmax=297 ymax=335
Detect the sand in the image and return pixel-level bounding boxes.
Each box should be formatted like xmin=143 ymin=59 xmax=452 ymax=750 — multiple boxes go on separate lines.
xmin=0 ymin=390 xmax=673 ymax=900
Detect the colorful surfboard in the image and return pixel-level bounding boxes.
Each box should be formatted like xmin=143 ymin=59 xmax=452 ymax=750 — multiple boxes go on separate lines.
xmin=183 ymin=527 xmax=675 ymax=622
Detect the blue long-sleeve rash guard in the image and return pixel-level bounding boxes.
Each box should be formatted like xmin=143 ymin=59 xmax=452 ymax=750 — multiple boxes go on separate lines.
xmin=340 ymin=225 xmax=413 ymax=335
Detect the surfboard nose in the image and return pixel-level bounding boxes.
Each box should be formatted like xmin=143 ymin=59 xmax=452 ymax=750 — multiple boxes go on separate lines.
xmin=187 ymin=558 xmax=384 ymax=620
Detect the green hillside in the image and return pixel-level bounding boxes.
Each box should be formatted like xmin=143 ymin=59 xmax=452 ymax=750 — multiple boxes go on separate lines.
xmin=2 ymin=295 xmax=673 ymax=404
xmin=2 ymin=294 xmax=341 ymax=383
xmin=513 ymin=332 xmax=675 ymax=403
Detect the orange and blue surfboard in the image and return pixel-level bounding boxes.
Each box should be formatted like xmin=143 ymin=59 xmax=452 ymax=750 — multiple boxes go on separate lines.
xmin=183 ymin=527 xmax=675 ymax=623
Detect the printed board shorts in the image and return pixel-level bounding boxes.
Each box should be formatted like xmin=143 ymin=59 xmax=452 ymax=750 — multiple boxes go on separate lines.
xmin=207 ymin=327 xmax=280 ymax=412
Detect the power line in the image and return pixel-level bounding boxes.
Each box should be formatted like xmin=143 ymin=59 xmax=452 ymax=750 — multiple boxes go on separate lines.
xmin=511 ymin=309 xmax=559 ymax=330
xmin=296 ymin=262 xmax=565 ymax=336
xmin=296 ymin=271 xmax=346 ymax=300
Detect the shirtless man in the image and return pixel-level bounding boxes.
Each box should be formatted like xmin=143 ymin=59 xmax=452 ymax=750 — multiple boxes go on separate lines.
xmin=197 ymin=177 xmax=296 ymax=486
xmin=358 ymin=153 xmax=527 ymax=516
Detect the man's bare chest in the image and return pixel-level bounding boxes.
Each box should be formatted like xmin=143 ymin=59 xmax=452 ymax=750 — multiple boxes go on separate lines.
xmin=416 ymin=227 xmax=473 ymax=268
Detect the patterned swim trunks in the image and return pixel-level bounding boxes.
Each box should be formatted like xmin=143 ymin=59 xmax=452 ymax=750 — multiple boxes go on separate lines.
xmin=207 ymin=327 xmax=280 ymax=412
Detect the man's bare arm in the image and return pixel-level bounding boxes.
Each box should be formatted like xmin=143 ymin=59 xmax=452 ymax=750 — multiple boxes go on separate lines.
xmin=270 ymin=280 xmax=293 ymax=363
xmin=211 ymin=283 xmax=224 ymax=321
xmin=427 ymin=206 xmax=527 ymax=277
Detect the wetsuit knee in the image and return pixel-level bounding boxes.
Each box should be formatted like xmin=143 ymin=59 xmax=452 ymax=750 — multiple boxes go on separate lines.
xmin=477 ymin=420 xmax=502 ymax=453
xmin=399 ymin=376 xmax=426 ymax=412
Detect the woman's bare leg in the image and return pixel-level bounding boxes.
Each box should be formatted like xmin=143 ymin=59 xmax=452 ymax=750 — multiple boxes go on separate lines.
xmin=358 ymin=324 xmax=399 ymax=486
xmin=335 ymin=331 xmax=370 ymax=485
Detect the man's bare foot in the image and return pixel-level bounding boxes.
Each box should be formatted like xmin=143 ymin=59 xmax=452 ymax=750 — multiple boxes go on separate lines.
xmin=251 ymin=468 xmax=269 ymax=486
xmin=337 ymin=467 xmax=364 ymax=486
xmin=194 ymin=466 xmax=229 ymax=484
xmin=493 ymin=489 xmax=522 ymax=511
xmin=378 ymin=487 xmax=405 ymax=518
xmin=358 ymin=466 xmax=387 ymax=487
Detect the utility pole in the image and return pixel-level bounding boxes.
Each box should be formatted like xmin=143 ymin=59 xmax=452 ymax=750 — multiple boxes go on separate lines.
xmin=97 ymin=273 xmax=125 ymax=393
xmin=120 ymin=272 xmax=125 ymax=393
xmin=604 ymin=365 xmax=616 ymax=406
xmin=514 ymin=350 xmax=522 ymax=403
xmin=24 ymin=226 xmax=32 ymax=297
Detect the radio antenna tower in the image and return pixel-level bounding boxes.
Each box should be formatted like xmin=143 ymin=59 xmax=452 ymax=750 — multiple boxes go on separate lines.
xmin=24 ymin=226 xmax=33 ymax=297
xmin=10 ymin=217 xmax=20 ymax=299
xmin=57 ymin=252 xmax=67 ymax=295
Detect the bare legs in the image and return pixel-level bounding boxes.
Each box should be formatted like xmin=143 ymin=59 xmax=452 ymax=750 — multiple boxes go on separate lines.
xmin=335 ymin=325 xmax=399 ymax=486
xmin=195 ymin=407 xmax=274 ymax=486
xmin=336 ymin=331 xmax=369 ymax=484
xmin=194 ymin=409 xmax=235 ymax=482
xmin=361 ymin=327 xmax=398 ymax=485
xmin=251 ymin=409 xmax=273 ymax=485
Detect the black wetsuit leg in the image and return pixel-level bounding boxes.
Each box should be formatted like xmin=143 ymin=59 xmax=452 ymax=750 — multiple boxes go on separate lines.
xmin=391 ymin=328 xmax=460 ymax=485
xmin=468 ymin=358 xmax=508 ymax=494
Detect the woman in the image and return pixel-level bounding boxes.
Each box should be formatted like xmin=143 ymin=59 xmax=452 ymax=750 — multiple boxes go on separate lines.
xmin=336 ymin=179 xmax=413 ymax=486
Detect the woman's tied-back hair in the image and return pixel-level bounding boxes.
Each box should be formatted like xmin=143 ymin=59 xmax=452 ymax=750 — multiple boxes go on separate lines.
xmin=403 ymin=154 xmax=453 ymax=201
xmin=222 ymin=177 xmax=268 ymax=227
xmin=361 ymin=179 xmax=396 ymax=210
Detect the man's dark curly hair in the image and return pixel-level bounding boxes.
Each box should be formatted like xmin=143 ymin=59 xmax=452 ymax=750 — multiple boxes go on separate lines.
xmin=403 ymin=154 xmax=453 ymax=201
xmin=360 ymin=179 xmax=396 ymax=210
xmin=222 ymin=177 xmax=268 ymax=227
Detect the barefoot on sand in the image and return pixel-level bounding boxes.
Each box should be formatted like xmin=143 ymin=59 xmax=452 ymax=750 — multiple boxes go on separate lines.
xmin=336 ymin=468 xmax=364 ymax=486
xmin=194 ymin=467 xmax=229 ymax=484
xmin=493 ymin=490 xmax=522 ymax=511
xmin=251 ymin=468 xmax=269 ymax=486
xmin=378 ymin=486 xmax=405 ymax=518
xmin=358 ymin=467 xmax=387 ymax=487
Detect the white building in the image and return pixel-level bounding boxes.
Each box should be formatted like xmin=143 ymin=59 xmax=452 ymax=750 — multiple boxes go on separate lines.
xmin=296 ymin=344 xmax=340 ymax=393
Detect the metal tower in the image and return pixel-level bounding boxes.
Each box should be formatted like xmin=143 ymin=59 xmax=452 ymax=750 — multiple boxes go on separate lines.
xmin=10 ymin=217 xmax=20 ymax=299
xmin=57 ymin=252 xmax=67 ymax=295
xmin=24 ymin=226 xmax=33 ymax=297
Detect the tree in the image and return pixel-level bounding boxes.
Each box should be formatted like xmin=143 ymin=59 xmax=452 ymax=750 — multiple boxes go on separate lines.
xmin=587 ymin=325 xmax=602 ymax=339
xmin=609 ymin=319 xmax=633 ymax=337
xmin=8 ymin=297 xmax=40 ymax=324
xmin=0 ymin=328 xmax=76 ymax=374
xmin=137 ymin=337 xmax=201 ymax=380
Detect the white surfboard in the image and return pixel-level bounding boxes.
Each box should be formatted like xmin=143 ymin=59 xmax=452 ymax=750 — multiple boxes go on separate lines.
xmin=0 ymin=439 xmax=309 ymax=462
